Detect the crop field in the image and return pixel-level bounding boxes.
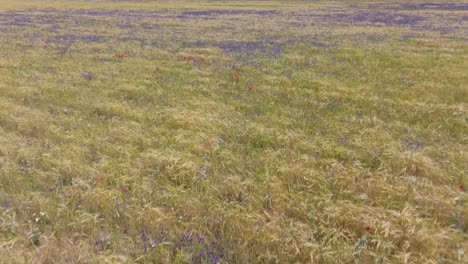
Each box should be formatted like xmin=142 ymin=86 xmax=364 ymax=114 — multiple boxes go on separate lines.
xmin=0 ymin=0 xmax=467 ymax=263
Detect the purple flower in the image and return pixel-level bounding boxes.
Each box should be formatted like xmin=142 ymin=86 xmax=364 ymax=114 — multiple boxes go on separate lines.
xmin=401 ymin=139 xmax=424 ymax=150
xmin=82 ymin=72 xmax=96 ymax=81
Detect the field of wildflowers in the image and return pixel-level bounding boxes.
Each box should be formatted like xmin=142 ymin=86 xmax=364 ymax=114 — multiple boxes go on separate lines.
xmin=0 ymin=0 xmax=467 ymax=263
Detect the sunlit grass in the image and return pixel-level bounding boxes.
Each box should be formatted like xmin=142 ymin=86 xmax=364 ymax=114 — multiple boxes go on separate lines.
xmin=0 ymin=1 xmax=467 ymax=263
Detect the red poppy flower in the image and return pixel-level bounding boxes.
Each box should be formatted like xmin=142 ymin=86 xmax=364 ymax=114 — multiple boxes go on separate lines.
xmin=114 ymin=54 xmax=127 ymax=59
xmin=460 ymin=185 xmax=465 ymax=190
xmin=365 ymin=226 xmax=371 ymax=232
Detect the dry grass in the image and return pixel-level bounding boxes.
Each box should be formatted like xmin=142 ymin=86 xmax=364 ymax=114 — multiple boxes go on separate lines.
xmin=0 ymin=0 xmax=467 ymax=263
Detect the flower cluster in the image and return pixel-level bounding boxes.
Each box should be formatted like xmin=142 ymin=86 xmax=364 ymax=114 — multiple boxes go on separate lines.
xmin=197 ymin=166 xmax=209 ymax=178
xmin=145 ymin=63 xmax=166 ymax=80
xmin=141 ymin=226 xmax=230 ymax=263
xmin=114 ymin=54 xmax=127 ymax=59
xmin=32 ymin=212 xmax=47 ymax=223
